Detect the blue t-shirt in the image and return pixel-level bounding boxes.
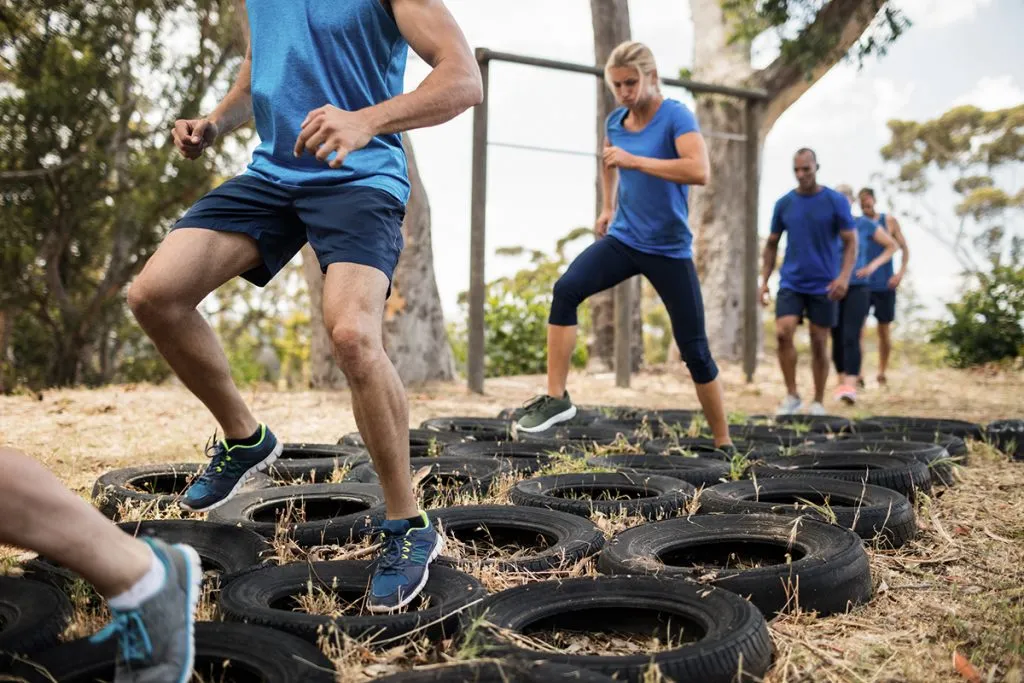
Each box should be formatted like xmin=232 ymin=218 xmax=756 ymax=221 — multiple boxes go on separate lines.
xmin=243 ymin=0 xmax=411 ymax=203
xmin=606 ymin=99 xmax=700 ymax=259
xmin=864 ymin=213 xmax=893 ymax=291
xmin=850 ymin=216 xmax=880 ymax=286
xmin=770 ymin=187 xmax=855 ymax=296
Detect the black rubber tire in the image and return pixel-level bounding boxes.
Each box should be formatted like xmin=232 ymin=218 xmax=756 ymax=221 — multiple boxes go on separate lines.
xmin=517 ymin=424 xmax=644 ymax=447
xmin=207 ymin=483 xmax=386 ymax=546
xmin=420 ymin=417 xmax=514 ymax=442
xmin=856 ymin=416 xmax=984 ymax=440
xmin=428 ymin=504 xmax=605 ymax=573
xmin=375 ymin=660 xmax=617 ymax=682
xmin=91 ymin=462 xmax=266 ymax=519
xmin=11 ymin=621 xmax=336 ymax=682
xmin=510 ymin=472 xmax=694 ymax=520
xmin=750 ymin=452 xmax=932 ymax=499
xmin=796 ymin=439 xmax=957 ymax=485
xmin=345 ymin=457 xmax=512 ymax=503
xmin=598 ymin=514 xmax=872 ymax=617
xmin=23 ymin=519 xmax=271 ymax=594
xmin=747 ymin=414 xmax=854 ymax=434
xmin=340 ymin=429 xmax=466 ymax=455
xmin=465 ymin=575 xmax=773 ymax=683
xmin=440 ymin=441 xmax=566 ymax=474
xmin=729 ymin=425 xmax=832 ymax=448
xmin=842 ymin=430 xmax=968 ymax=460
xmin=0 ymin=578 xmax=72 ymax=656
xmin=270 ymin=456 xmax=369 ymax=483
xmin=588 ymin=417 xmax=665 ymax=437
xmin=699 ymin=477 xmax=917 ymax=547
xmin=218 ymin=559 xmax=484 ymax=644
xmin=644 ymin=437 xmax=783 ymax=460
xmin=986 ymin=419 xmax=1024 ymax=459
xmin=586 ymin=454 xmax=732 ymax=488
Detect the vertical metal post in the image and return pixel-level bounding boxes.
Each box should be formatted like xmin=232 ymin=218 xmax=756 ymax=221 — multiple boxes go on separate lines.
xmin=743 ymin=101 xmax=761 ymax=383
xmin=468 ymin=49 xmax=490 ymax=394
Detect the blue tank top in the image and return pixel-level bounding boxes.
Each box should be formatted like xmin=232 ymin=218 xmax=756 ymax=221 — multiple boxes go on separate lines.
xmin=243 ymin=0 xmax=410 ymax=203
xmin=864 ymin=213 xmax=892 ymax=290
xmin=850 ymin=216 xmax=879 ymax=286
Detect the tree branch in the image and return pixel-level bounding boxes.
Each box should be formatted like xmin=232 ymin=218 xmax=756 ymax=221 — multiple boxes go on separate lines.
xmin=754 ymin=0 xmax=882 ymax=134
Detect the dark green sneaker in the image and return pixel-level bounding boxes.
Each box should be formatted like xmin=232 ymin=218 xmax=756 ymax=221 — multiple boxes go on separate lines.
xmin=513 ymin=392 xmax=578 ymax=434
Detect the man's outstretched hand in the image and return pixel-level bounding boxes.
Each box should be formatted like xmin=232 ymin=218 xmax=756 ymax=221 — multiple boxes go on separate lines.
xmin=294 ymin=105 xmax=376 ymax=169
xmin=172 ymin=118 xmax=219 ymax=160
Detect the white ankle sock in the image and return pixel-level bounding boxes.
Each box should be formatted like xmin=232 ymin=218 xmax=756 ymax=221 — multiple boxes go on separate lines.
xmin=108 ymin=546 xmax=166 ymax=610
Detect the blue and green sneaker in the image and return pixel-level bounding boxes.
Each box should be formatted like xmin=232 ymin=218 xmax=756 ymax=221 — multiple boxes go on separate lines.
xmin=180 ymin=424 xmax=281 ymax=512
xmin=367 ymin=512 xmax=444 ymax=613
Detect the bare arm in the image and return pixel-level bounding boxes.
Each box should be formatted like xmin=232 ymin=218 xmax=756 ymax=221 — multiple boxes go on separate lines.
xmin=828 ymin=230 xmax=857 ymax=300
xmin=856 ymin=227 xmax=897 ymax=278
xmin=360 ymin=0 xmax=482 ymax=135
xmin=759 ymin=233 xmax=781 ymax=305
xmin=607 ymin=132 xmax=710 ymax=186
xmin=888 ymin=214 xmax=909 ymax=280
xmin=208 ymin=40 xmax=253 ymax=136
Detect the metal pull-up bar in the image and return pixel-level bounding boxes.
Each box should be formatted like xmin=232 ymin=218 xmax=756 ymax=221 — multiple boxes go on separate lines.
xmin=466 ymin=47 xmax=765 ymax=395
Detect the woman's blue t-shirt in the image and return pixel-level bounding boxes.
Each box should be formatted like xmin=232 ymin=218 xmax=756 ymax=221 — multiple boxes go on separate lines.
xmin=605 ymin=98 xmax=700 ymax=259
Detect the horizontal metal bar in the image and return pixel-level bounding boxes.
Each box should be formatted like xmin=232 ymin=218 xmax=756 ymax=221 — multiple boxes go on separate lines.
xmin=477 ymin=48 xmax=769 ymax=101
xmin=488 ymin=131 xmax=748 ymax=158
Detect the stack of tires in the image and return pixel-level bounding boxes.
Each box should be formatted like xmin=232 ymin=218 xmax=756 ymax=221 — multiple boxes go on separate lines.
xmin=4 ymin=407 xmax=1016 ymax=683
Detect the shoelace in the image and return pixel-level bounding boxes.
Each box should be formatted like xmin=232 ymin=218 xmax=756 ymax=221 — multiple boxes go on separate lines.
xmin=371 ymin=528 xmax=409 ymax=573
xmin=90 ymin=610 xmax=154 ymax=665
xmin=522 ymin=394 xmax=555 ymax=411
xmin=195 ymin=433 xmax=235 ymax=484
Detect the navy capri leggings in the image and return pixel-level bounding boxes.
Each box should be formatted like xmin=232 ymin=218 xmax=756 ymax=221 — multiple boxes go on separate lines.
xmin=549 ymin=235 xmax=719 ymax=384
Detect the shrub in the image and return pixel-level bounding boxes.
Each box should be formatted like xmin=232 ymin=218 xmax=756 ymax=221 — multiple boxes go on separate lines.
xmin=930 ymin=265 xmax=1024 ymax=367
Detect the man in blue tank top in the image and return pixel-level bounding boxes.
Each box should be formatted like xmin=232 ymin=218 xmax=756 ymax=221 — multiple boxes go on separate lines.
xmin=859 ymin=187 xmax=909 ymax=386
xmin=759 ymin=149 xmax=857 ymax=416
xmin=128 ymin=0 xmax=482 ymax=616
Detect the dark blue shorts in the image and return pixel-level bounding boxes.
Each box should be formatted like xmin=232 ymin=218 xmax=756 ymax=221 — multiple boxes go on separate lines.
xmin=776 ymin=288 xmax=838 ymax=328
xmin=870 ymin=290 xmax=896 ymax=324
xmin=172 ymin=174 xmax=406 ymax=293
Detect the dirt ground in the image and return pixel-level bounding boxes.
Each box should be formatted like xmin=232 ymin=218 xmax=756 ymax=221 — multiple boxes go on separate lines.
xmin=2 ymin=357 xmax=1022 ymax=682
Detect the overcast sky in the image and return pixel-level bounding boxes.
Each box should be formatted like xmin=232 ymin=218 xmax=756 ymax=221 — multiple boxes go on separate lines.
xmin=386 ymin=0 xmax=1023 ymax=323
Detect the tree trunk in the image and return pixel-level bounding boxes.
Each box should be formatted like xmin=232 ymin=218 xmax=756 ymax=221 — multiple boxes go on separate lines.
xmin=302 ymin=135 xmax=453 ymax=388
xmin=690 ymin=0 xmax=881 ymax=362
xmin=590 ymin=0 xmax=642 ymax=372
xmin=382 ymin=134 xmax=455 ymax=384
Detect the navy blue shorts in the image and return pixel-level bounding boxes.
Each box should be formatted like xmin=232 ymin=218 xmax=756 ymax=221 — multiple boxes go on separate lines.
xmin=776 ymin=288 xmax=838 ymax=328
xmin=172 ymin=174 xmax=406 ymax=293
xmin=870 ymin=290 xmax=896 ymax=324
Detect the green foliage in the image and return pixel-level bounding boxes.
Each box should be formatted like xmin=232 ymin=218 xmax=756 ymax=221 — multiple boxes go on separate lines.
xmin=720 ymin=0 xmax=910 ymax=72
xmin=451 ymin=229 xmax=593 ymax=378
xmin=881 ymin=104 xmax=1024 ymax=273
xmin=930 ymin=266 xmax=1024 ymax=368
xmin=0 ymin=0 xmax=249 ymax=389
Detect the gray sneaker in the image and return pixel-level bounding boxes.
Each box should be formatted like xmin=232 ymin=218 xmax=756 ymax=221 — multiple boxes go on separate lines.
xmin=514 ymin=392 xmax=578 ymax=434
xmin=90 ymin=538 xmax=202 ymax=683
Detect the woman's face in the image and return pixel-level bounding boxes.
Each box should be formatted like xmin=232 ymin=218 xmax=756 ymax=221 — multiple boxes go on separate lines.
xmin=608 ymin=66 xmax=652 ymax=108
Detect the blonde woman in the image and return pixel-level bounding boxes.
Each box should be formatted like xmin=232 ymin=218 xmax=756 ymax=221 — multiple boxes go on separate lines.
xmin=514 ymin=41 xmax=733 ymax=451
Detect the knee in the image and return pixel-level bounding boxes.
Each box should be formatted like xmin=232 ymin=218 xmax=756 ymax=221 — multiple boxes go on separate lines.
xmin=550 ymin=275 xmax=582 ymax=326
xmin=330 ymin=322 xmax=378 ymax=378
xmin=552 ymin=274 xmax=580 ymax=306
xmin=680 ymin=340 xmax=718 ymax=385
xmin=776 ymin=326 xmax=795 ymax=348
xmin=127 ymin=277 xmax=178 ymax=324
xmin=809 ymin=329 xmax=830 ymax=351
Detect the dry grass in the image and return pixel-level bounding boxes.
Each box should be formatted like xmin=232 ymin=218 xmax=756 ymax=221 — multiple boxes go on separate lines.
xmin=1 ymin=359 xmax=1022 ymax=682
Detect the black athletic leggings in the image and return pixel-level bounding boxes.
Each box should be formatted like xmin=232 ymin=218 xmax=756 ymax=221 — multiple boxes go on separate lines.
xmin=831 ymin=285 xmax=871 ymax=376
xmin=549 ymin=235 xmax=718 ymax=384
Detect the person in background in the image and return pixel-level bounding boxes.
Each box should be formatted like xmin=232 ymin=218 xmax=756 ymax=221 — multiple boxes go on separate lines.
xmin=831 ymin=188 xmax=897 ymax=404
xmin=512 ymin=41 xmax=734 ymax=453
xmin=759 ymin=149 xmax=857 ymax=416
xmin=859 ymin=187 xmax=909 ymax=387
xmin=0 ymin=446 xmax=200 ymax=681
